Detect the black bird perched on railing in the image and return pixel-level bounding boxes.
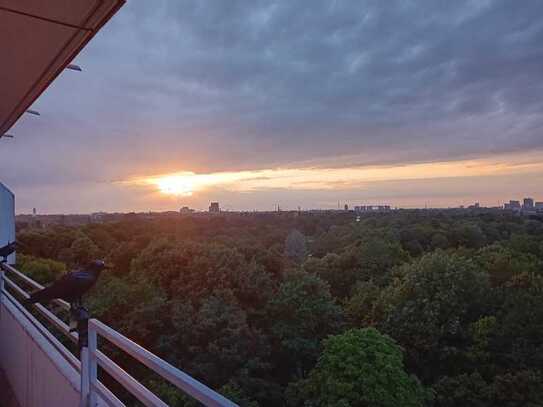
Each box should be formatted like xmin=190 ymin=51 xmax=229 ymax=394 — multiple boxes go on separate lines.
xmin=0 ymin=241 xmax=17 ymax=262
xmin=27 ymin=260 xmax=107 ymax=305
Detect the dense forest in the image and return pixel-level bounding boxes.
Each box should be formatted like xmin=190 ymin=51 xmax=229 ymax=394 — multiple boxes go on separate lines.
xmin=13 ymin=209 xmax=543 ymax=406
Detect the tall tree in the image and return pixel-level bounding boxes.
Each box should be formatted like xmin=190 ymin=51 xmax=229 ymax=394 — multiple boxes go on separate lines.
xmin=285 ymin=230 xmax=308 ymax=264
xmin=269 ymin=271 xmax=344 ymax=379
xmin=290 ymin=328 xmax=426 ymax=407
xmin=381 ymin=251 xmax=490 ymax=380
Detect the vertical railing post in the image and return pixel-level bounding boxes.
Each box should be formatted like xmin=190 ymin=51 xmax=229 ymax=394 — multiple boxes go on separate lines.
xmin=75 ymin=306 xmax=90 ymax=407
xmin=80 ymin=346 xmax=90 ymax=406
xmin=88 ymin=320 xmax=98 ymax=406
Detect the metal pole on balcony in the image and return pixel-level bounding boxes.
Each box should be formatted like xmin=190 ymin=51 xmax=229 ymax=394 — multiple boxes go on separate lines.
xmin=80 ymin=346 xmax=90 ymax=406
xmin=74 ymin=306 xmax=91 ymax=406
xmin=88 ymin=321 xmax=98 ymax=406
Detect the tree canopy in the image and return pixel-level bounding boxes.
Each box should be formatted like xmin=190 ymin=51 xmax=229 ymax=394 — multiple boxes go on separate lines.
xmin=15 ymin=209 xmax=543 ymax=406
xmin=292 ymin=328 xmax=427 ymax=407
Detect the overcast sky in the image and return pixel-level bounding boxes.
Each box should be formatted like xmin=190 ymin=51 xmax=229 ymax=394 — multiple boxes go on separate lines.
xmin=4 ymin=0 xmax=543 ymax=213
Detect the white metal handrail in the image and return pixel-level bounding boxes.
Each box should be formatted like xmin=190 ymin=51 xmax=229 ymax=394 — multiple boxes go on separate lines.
xmin=0 ymin=263 xmax=239 ymax=407
xmin=92 ymin=380 xmax=125 ymax=407
xmin=89 ymin=319 xmax=238 ymax=407
xmin=92 ymin=349 xmax=168 ymax=407
xmin=3 ymin=274 xmax=78 ymax=342
xmin=2 ymin=262 xmax=71 ymax=310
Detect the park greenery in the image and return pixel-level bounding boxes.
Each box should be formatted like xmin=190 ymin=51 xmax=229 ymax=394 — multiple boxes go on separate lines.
xmin=14 ymin=209 xmax=543 ymax=406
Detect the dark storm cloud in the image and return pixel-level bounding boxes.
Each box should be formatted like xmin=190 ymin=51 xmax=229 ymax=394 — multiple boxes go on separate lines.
xmin=115 ymin=0 xmax=543 ymax=164
xmin=3 ymin=0 xmax=543 ymax=190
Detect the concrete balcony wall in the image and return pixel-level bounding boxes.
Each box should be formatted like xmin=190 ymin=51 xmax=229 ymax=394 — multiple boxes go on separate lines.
xmin=0 ymin=297 xmax=80 ymax=407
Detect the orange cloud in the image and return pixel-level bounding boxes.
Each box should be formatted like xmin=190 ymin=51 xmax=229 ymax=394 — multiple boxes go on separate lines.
xmin=126 ymin=151 xmax=543 ymax=197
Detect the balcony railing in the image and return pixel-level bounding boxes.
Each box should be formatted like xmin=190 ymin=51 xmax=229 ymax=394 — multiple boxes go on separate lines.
xmin=0 ymin=263 xmax=238 ymax=407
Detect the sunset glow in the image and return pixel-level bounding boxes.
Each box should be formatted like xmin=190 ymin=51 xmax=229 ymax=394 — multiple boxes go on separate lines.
xmin=155 ymin=173 xmax=196 ymax=196
xmin=134 ymin=152 xmax=543 ymax=198
xmin=8 ymin=0 xmax=543 ymax=214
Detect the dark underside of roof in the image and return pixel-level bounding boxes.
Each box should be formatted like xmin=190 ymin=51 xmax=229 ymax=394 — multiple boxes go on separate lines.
xmin=0 ymin=0 xmax=125 ymax=136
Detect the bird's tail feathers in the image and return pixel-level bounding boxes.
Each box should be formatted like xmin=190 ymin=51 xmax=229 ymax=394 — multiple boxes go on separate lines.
xmin=27 ymin=290 xmax=46 ymax=304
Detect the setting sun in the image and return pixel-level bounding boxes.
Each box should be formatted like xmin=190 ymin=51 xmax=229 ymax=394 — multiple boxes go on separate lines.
xmin=143 ymin=171 xmax=249 ymax=196
xmin=132 ymin=151 xmax=543 ymax=200
xmin=154 ymin=173 xmax=196 ymax=196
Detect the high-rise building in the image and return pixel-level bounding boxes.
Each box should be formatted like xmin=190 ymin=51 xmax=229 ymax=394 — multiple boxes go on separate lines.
xmin=523 ymin=198 xmax=534 ymax=210
xmin=535 ymin=202 xmax=543 ymax=210
xmin=209 ymin=202 xmax=220 ymax=213
xmin=180 ymin=206 xmax=194 ymax=214
xmin=510 ymin=200 xmax=521 ymax=210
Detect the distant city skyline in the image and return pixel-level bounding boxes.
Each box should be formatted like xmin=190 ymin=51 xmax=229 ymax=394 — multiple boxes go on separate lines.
xmin=3 ymin=1 xmax=543 ymax=214
xmin=19 ymin=193 xmax=543 ymax=216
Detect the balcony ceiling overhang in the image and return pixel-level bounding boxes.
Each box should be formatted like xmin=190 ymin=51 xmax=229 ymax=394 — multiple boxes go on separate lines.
xmin=0 ymin=0 xmax=125 ymax=136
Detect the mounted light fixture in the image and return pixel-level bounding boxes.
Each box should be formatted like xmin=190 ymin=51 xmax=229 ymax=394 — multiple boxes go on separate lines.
xmin=67 ymin=64 xmax=82 ymax=71
xmin=25 ymin=109 xmax=40 ymax=116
